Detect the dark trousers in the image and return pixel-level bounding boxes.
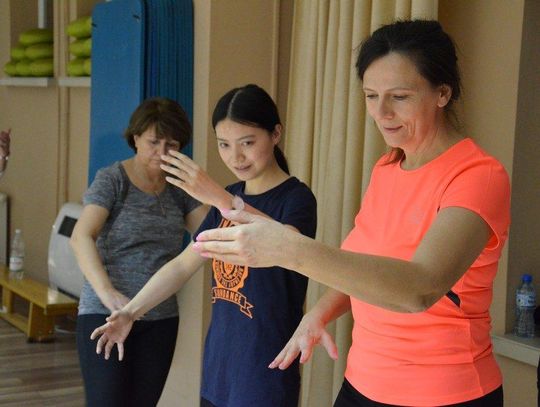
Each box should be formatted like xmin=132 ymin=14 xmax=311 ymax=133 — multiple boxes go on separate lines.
xmin=201 ymin=398 xmax=216 ymax=407
xmin=334 ymin=378 xmax=503 ymax=407
xmin=537 ymin=355 xmax=540 ymax=407
xmin=77 ymin=314 xmax=179 ymax=407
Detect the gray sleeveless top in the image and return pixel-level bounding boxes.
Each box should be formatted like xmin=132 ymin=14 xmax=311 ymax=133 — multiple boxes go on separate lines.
xmin=78 ymin=161 xmax=200 ymax=320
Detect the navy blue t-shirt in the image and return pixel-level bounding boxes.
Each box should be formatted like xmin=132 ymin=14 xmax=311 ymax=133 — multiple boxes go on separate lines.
xmin=194 ymin=177 xmax=317 ymax=407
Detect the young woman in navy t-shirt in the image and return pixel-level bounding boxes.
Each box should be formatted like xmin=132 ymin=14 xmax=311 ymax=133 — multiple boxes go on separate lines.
xmin=90 ymin=84 xmax=317 ymax=407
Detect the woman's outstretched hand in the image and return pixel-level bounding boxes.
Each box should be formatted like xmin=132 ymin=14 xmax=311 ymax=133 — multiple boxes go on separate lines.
xmin=90 ymin=310 xmax=135 ymax=361
xmin=161 ymin=150 xmax=227 ymax=208
xmin=269 ymin=311 xmax=338 ymax=370
xmin=193 ymin=208 xmax=292 ymax=268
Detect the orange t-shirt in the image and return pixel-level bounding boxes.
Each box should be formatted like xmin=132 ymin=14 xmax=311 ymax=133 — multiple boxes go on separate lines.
xmin=341 ymin=139 xmax=510 ymax=406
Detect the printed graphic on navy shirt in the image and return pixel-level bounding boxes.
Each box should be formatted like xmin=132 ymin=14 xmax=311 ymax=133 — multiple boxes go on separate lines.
xmin=211 ymin=218 xmax=254 ymax=318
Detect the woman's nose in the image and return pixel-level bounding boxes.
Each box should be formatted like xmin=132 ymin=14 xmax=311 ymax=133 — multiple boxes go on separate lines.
xmin=231 ymin=146 xmax=244 ymax=161
xmin=375 ymin=99 xmax=393 ymax=119
xmin=158 ymin=141 xmax=168 ymax=155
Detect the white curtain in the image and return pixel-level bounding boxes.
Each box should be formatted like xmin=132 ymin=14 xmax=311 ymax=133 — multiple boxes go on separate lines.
xmin=284 ymin=1 xmax=438 ymax=405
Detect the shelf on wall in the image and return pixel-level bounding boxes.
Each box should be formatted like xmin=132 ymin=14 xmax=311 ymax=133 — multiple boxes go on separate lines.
xmin=0 ymin=77 xmax=56 ymax=87
xmin=492 ymin=333 xmax=540 ymax=367
xmin=57 ymin=77 xmax=91 ymax=87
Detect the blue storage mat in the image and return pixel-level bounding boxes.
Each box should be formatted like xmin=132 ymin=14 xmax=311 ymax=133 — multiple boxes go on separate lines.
xmin=88 ymin=0 xmax=194 ymax=184
xmin=88 ymin=0 xmax=145 ymax=184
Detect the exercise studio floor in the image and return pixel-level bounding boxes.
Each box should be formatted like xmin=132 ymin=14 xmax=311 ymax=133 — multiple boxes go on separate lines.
xmin=0 ymin=315 xmax=84 ymax=406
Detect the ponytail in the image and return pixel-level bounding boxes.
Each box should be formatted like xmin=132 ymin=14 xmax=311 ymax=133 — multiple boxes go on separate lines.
xmin=274 ymin=145 xmax=289 ymax=174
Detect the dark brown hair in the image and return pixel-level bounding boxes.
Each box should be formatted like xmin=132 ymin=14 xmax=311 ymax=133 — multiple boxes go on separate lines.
xmin=356 ymin=20 xmax=461 ymax=164
xmin=124 ymin=97 xmax=192 ymax=152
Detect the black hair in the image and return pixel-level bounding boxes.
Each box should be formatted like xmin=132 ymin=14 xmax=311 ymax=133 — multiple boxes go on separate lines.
xmin=211 ymin=84 xmax=289 ymax=174
xmin=124 ymin=97 xmax=192 ymax=152
xmin=356 ymin=20 xmax=462 ymax=163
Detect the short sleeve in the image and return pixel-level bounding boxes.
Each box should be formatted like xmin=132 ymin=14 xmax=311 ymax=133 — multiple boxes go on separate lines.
xmin=182 ymin=191 xmax=202 ymax=215
xmin=83 ymin=165 xmax=120 ymax=211
xmin=192 ymin=206 xmax=220 ymax=241
xmin=280 ymin=183 xmax=317 ymax=238
xmin=440 ymin=158 xmax=511 ymax=251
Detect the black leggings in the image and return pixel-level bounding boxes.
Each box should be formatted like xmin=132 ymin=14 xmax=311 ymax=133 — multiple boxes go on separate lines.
xmin=334 ymin=378 xmax=503 ymax=407
xmin=77 ymin=314 xmax=179 ymax=407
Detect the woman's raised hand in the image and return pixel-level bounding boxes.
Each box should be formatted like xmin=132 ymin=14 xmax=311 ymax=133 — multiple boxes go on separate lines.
xmin=90 ymin=310 xmax=135 ymax=361
xmin=161 ymin=150 xmax=227 ymax=208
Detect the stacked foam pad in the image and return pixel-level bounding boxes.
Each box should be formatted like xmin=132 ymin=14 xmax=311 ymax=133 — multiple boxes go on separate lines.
xmin=67 ymin=16 xmax=92 ymax=76
xmin=4 ymin=28 xmax=54 ymax=77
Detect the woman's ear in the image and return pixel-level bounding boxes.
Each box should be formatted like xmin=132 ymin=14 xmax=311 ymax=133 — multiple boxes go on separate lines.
xmin=272 ymin=124 xmax=283 ymax=145
xmin=133 ymin=134 xmax=141 ymax=149
xmin=437 ymin=85 xmax=452 ymax=108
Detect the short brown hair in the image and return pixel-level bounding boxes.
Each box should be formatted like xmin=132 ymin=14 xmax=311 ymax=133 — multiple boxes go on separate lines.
xmin=124 ymin=97 xmax=192 ymax=152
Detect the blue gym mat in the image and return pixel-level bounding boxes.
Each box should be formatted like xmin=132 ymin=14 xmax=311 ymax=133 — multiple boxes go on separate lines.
xmin=88 ymin=0 xmax=194 ymax=184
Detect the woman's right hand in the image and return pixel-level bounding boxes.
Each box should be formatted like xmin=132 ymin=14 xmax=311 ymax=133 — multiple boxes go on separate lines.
xmin=268 ymin=311 xmax=338 ymax=370
xmin=98 ymin=287 xmax=130 ymax=313
xmin=90 ymin=309 xmax=135 ymax=361
xmin=160 ymin=150 xmax=230 ymax=208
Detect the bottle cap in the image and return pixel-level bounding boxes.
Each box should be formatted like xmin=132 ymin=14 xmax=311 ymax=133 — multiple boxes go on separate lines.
xmin=522 ymin=274 xmax=532 ymax=283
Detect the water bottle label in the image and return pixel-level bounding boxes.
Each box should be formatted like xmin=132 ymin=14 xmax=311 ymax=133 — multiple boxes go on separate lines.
xmin=517 ymin=292 xmax=536 ymax=307
xmin=9 ymin=256 xmax=23 ymax=272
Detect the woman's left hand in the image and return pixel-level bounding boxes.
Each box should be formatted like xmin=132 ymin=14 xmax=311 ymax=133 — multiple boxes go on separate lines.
xmin=161 ymin=150 xmax=228 ymax=208
xmin=194 ymin=209 xmax=292 ymax=268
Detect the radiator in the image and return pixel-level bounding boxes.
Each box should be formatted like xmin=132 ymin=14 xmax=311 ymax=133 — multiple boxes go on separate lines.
xmin=0 ymin=192 xmax=7 ymax=265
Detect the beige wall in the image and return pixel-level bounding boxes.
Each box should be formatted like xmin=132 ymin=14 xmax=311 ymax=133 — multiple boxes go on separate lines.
xmin=440 ymin=1 xmax=538 ymax=406
xmin=1 ymin=0 xmax=537 ymax=406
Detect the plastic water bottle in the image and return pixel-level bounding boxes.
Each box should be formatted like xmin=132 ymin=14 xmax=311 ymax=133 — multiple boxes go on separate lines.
xmin=8 ymin=229 xmax=25 ymax=280
xmin=515 ymin=274 xmax=536 ymax=338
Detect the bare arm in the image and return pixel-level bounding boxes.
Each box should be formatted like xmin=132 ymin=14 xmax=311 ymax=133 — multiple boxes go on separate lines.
xmin=91 ymin=243 xmax=206 ymax=360
xmin=70 ymin=204 xmax=130 ymax=312
xmin=194 ymin=207 xmax=490 ymax=313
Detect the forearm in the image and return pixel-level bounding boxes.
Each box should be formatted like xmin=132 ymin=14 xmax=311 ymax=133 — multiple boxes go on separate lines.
xmin=123 ymin=252 xmax=201 ymax=320
xmin=308 ymin=288 xmax=351 ymax=325
xmin=71 ymin=235 xmax=114 ymax=295
xmin=282 ymin=232 xmax=427 ymax=312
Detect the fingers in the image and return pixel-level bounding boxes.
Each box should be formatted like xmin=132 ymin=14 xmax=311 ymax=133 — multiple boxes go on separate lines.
xmin=117 ymin=342 xmax=124 ymax=361
xmin=161 ymin=151 xmax=197 ymax=173
xmin=95 ymin=332 xmax=106 ymax=354
xmin=104 ymin=338 xmax=115 ymax=360
xmin=90 ymin=323 xmax=108 ymax=340
xmin=320 ymin=330 xmax=339 ymax=360
xmin=272 ymin=344 xmax=304 ymax=370
xmin=160 ymin=163 xmax=188 ymax=181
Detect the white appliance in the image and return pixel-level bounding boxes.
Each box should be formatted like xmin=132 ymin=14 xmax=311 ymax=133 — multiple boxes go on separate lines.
xmin=48 ymin=202 xmax=84 ymax=298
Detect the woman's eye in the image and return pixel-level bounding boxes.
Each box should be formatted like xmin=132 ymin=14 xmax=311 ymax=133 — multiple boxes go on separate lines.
xmin=393 ymin=95 xmax=408 ymax=101
xmin=218 ymin=142 xmax=228 ymax=148
xmin=242 ymin=141 xmax=254 ymax=147
xmin=365 ymin=94 xmax=377 ymax=100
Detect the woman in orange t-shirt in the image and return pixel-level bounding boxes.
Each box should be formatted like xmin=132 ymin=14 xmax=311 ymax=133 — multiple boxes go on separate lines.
xmin=194 ymin=20 xmax=510 ymax=407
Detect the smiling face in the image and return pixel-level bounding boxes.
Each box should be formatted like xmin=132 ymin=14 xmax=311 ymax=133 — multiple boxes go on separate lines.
xmin=215 ymin=119 xmax=280 ymax=184
xmin=363 ymin=52 xmax=451 ymax=154
xmin=134 ymin=125 xmax=181 ymax=171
